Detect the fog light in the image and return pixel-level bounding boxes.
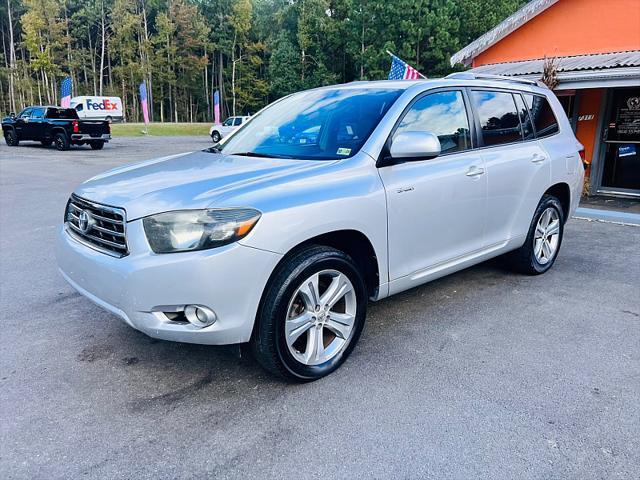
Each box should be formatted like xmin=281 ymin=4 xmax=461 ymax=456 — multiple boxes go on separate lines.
xmin=184 ymin=305 xmax=217 ymax=328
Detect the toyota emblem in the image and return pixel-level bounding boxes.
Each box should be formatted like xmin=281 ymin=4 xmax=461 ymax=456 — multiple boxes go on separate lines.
xmin=78 ymin=210 xmax=93 ymax=233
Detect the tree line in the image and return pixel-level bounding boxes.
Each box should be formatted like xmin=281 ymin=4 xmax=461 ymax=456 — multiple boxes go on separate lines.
xmin=0 ymin=0 xmax=526 ymax=122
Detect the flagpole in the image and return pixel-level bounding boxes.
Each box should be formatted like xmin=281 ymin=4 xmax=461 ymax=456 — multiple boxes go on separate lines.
xmin=386 ymin=50 xmax=427 ymax=79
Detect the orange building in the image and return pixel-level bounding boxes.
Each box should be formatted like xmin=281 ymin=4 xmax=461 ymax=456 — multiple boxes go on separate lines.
xmin=452 ymin=0 xmax=640 ymax=197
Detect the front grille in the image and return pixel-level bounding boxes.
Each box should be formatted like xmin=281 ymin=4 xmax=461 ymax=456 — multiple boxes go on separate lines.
xmin=65 ymin=194 xmax=128 ymax=257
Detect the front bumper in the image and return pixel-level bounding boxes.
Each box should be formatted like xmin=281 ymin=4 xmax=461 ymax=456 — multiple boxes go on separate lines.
xmin=56 ymin=220 xmax=282 ymax=345
xmin=71 ymin=134 xmax=111 ymax=142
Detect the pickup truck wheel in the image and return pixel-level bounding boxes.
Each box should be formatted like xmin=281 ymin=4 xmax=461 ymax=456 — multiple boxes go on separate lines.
xmin=507 ymin=194 xmax=564 ymax=275
xmin=54 ymin=132 xmax=70 ymax=151
xmin=90 ymin=141 xmax=105 ymax=150
xmin=252 ymin=245 xmax=367 ymax=382
xmin=211 ymin=131 xmax=221 ymax=143
xmin=4 ymin=129 xmax=18 ymax=146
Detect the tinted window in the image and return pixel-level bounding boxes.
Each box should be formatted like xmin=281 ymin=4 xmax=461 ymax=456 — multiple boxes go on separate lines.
xmin=514 ymin=94 xmax=535 ymax=140
xmin=524 ymin=94 xmax=559 ymax=137
xmin=472 ymin=91 xmax=523 ymax=146
xmin=395 ymin=90 xmax=472 ymax=154
xmin=233 ymin=117 xmax=243 ymax=126
xmin=46 ymin=108 xmax=78 ymax=119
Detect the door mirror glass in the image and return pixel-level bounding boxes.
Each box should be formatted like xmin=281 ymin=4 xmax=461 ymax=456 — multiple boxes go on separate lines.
xmin=389 ymin=131 xmax=441 ymax=161
xmin=9 ymin=112 xmax=15 ymax=118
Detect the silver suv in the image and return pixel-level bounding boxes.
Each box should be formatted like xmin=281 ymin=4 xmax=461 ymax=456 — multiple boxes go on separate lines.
xmin=57 ymin=74 xmax=584 ymax=381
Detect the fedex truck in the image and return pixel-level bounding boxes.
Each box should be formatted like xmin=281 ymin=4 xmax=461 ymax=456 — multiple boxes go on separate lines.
xmin=70 ymin=96 xmax=124 ymax=123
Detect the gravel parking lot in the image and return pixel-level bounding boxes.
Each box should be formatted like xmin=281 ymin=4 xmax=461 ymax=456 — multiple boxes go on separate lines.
xmin=1 ymin=137 xmax=639 ymax=479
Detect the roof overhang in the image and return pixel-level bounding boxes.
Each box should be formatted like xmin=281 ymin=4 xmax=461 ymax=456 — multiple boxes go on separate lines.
xmin=469 ymin=51 xmax=640 ymax=90
xmin=451 ymin=0 xmax=559 ymax=66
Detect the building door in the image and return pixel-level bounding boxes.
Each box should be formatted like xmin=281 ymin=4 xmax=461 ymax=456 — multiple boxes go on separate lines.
xmin=599 ymin=88 xmax=640 ymax=196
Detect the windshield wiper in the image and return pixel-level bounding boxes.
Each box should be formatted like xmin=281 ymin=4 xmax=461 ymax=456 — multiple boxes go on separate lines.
xmin=230 ymin=151 xmax=291 ymax=159
xmin=204 ymin=145 xmax=222 ymax=153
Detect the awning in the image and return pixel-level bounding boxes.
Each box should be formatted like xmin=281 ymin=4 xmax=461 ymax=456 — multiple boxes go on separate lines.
xmin=470 ymin=51 xmax=640 ymax=90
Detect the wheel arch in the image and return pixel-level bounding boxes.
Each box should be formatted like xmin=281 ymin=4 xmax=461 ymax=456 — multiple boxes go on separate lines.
xmin=259 ymin=229 xmax=381 ymax=306
xmin=544 ymin=182 xmax=571 ymax=222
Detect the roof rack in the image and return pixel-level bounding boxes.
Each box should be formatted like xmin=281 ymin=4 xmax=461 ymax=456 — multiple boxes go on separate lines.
xmin=445 ymin=72 xmax=543 ymax=87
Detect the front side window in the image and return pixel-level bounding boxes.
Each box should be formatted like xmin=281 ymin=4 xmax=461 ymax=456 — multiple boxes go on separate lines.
xmin=524 ymin=94 xmax=560 ymax=138
xmin=220 ymin=87 xmax=402 ymax=160
xmin=222 ymin=118 xmax=234 ymax=127
xmin=18 ymin=109 xmax=32 ymax=119
xmin=395 ymin=90 xmax=472 ymax=154
xmin=233 ymin=117 xmax=243 ymax=126
xmin=471 ymin=91 xmax=523 ymax=146
xmin=75 ymin=104 xmax=84 ymax=112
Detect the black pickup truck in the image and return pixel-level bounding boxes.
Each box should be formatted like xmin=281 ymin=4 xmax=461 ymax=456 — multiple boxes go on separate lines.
xmin=2 ymin=106 xmax=111 ymax=151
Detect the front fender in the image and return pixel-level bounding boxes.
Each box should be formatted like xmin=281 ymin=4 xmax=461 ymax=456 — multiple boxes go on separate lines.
xmin=237 ymin=154 xmax=389 ymax=291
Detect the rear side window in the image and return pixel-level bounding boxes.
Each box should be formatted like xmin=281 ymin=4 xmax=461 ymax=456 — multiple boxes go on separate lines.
xmin=523 ymin=94 xmax=559 ymax=138
xmin=514 ymin=94 xmax=535 ymax=140
xmin=31 ymin=107 xmax=45 ymax=119
xmin=471 ymin=90 xmax=523 ymax=146
xmin=395 ymin=90 xmax=472 ymax=154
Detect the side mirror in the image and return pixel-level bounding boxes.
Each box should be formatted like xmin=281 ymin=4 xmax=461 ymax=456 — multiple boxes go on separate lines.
xmin=387 ymin=131 xmax=441 ymax=163
xmin=9 ymin=112 xmax=15 ymax=119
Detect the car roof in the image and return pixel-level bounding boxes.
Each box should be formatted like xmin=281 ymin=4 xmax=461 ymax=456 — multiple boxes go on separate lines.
xmin=310 ymin=77 xmax=550 ymax=96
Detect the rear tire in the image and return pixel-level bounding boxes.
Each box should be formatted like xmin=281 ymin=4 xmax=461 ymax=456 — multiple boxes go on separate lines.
xmin=507 ymin=194 xmax=565 ymax=275
xmin=211 ymin=131 xmax=221 ymax=143
xmin=251 ymin=245 xmax=367 ymax=382
xmin=4 ymin=129 xmax=18 ymax=146
xmin=89 ymin=141 xmax=105 ymax=150
xmin=54 ymin=132 xmax=70 ymax=151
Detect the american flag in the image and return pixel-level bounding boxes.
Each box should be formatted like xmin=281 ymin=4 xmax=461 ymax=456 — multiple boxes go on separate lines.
xmin=388 ymin=54 xmax=424 ymax=80
xmin=60 ymin=77 xmax=72 ymax=107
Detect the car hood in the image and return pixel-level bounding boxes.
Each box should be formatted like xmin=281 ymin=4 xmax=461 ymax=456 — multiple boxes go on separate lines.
xmin=74 ymin=150 xmax=332 ymax=220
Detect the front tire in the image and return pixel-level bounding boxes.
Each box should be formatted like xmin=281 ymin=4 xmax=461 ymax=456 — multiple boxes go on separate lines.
xmin=4 ymin=129 xmax=18 ymax=146
xmin=507 ymin=194 xmax=565 ymax=275
xmin=251 ymin=245 xmax=367 ymax=382
xmin=54 ymin=132 xmax=70 ymax=151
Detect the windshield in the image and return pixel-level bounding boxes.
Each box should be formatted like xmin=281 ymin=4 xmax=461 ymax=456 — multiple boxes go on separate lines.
xmin=220 ymin=87 xmax=403 ymax=160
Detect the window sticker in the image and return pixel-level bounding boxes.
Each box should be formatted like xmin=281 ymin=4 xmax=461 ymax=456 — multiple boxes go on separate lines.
xmin=337 ymin=147 xmax=352 ymax=156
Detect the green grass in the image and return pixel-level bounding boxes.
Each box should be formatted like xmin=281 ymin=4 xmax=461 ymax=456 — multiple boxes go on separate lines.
xmin=110 ymin=122 xmax=211 ymax=137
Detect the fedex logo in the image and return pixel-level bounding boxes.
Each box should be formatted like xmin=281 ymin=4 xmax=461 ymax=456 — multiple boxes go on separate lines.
xmin=86 ymin=99 xmax=119 ymax=111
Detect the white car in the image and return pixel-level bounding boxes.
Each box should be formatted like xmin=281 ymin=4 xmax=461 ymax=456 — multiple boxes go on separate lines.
xmin=209 ymin=116 xmax=250 ymax=143
xmin=57 ymin=74 xmax=584 ymax=381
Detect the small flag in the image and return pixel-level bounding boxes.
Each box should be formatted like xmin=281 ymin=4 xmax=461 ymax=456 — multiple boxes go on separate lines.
xmin=213 ymin=90 xmax=220 ymax=125
xmin=387 ymin=53 xmax=425 ymax=80
xmin=60 ymin=77 xmax=72 ymax=108
xmin=139 ymin=82 xmax=150 ymax=125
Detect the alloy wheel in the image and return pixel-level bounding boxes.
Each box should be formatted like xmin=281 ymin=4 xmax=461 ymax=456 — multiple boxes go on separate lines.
xmin=285 ymin=269 xmax=357 ymax=366
xmin=534 ymin=207 xmax=560 ymax=265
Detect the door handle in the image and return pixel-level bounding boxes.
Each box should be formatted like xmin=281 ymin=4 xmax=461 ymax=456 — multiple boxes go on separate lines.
xmin=531 ymin=153 xmax=546 ymax=164
xmin=466 ymin=166 xmax=485 ymax=177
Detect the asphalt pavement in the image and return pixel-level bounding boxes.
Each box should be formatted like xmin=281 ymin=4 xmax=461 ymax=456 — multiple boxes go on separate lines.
xmin=1 ymin=137 xmax=639 ymax=479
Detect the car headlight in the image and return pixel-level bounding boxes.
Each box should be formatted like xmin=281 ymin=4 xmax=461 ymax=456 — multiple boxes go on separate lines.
xmin=143 ymin=208 xmax=261 ymax=253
